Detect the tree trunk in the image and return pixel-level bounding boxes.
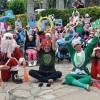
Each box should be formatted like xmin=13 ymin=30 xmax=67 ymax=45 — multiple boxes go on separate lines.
xmin=27 ymin=0 xmax=34 ymax=18
xmin=56 ymin=0 xmax=64 ymax=9
xmin=42 ymin=0 xmax=47 ymax=9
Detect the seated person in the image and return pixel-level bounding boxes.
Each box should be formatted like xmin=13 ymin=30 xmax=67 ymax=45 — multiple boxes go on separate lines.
xmin=91 ymin=47 xmax=100 ymax=88
xmin=63 ymin=27 xmax=99 ymax=91
xmin=25 ymin=31 xmax=37 ymax=66
xmin=0 ymin=33 xmax=26 ymax=84
xmin=29 ymin=28 xmax=62 ymax=87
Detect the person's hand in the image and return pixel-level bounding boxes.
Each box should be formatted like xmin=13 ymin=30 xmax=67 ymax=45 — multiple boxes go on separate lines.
xmin=0 ymin=65 xmax=10 ymax=70
xmin=22 ymin=60 xmax=27 ymax=68
xmin=36 ymin=34 xmax=39 ymax=39
xmin=51 ymin=27 xmax=55 ymax=34
xmin=95 ymin=28 xmax=100 ymax=37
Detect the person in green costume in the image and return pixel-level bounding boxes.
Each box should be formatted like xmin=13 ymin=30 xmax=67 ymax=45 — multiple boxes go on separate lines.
xmin=63 ymin=28 xmax=100 ymax=91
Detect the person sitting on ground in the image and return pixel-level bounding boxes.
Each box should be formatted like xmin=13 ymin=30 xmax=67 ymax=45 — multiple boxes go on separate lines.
xmin=29 ymin=28 xmax=62 ymax=87
xmin=63 ymin=28 xmax=100 ymax=91
xmin=0 ymin=33 xmax=26 ymax=84
xmin=91 ymin=47 xmax=100 ymax=88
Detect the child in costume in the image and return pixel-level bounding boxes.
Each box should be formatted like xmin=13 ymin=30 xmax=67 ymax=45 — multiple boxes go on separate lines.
xmin=25 ymin=31 xmax=37 ymax=66
xmin=63 ymin=28 xmax=99 ymax=91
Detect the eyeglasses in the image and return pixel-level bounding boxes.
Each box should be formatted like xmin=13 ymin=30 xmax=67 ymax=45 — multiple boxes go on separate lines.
xmin=6 ymin=37 xmax=11 ymax=40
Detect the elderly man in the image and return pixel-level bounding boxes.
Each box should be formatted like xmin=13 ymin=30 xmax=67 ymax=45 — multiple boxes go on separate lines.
xmin=63 ymin=28 xmax=100 ymax=91
xmin=0 ymin=32 xmax=26 ymax=84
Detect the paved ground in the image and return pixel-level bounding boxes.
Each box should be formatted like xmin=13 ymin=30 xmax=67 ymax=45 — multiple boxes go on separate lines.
xmin=0 ymin=62 xmax=100 ymax=100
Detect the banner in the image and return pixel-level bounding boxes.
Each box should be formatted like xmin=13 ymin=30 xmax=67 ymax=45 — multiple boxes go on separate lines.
xmin=54 ymin=19 xmax=62 ymax=26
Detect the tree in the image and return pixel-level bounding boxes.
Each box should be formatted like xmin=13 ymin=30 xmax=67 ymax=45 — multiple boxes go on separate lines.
xmin=42 ymin=0 xmax=47 ymax=9
xmin=56 ymin=0 xmax=64 ymax=9
xmin=27 ymin=0 xmax=35 ymax=18
xmin=7 ymin=0 xmax=25 ymax=14
xmin=0 ymin=0 xmax=7 ymax=12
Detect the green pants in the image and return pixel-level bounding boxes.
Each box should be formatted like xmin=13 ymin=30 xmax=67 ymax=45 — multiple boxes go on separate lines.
xmin=63 ymin=73 xmax=91 ymax=89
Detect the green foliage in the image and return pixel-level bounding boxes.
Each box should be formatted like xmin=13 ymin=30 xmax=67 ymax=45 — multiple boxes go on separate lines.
xmin=39 ymin=7 xmax=100 ymax=25
xmin=0 ymin=0 xmax=7 ymax=13
xmin=7 ymin=0 xmax=26 ymax=15
xmin=6 ymin=7 xmax=100 ymax=28
xmin=6 ymin=14 xmax=27 ymax=28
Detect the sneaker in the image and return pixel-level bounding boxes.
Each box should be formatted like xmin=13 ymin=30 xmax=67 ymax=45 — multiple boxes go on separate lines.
xmin=46 ymin=83 xmax=51 ymax=87
xmin=28 ymin=62 xmax=33 ymax=67
xmin=11 ymin=71 xmax=23 ymax=84
xmin=33 ymin=60 xmax=37 ymax=66
xmin=85 ymin=84 xmax=90 ymax=92
xmin=48 ymin=79 xmax=54 ymax=84
xmin=38 ymin=82 xmax=43 ymax=87
xmin=14 ymin=78 xmax=23 ymax=84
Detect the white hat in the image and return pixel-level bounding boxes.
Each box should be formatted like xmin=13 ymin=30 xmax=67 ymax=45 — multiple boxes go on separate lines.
xmin=92 ymin=47 xmax=100 ymax=56
xmin=3 ymin=32 xmax=13 ymax=39
xmin=45 ymin=33 xmax=51 ymax=37
xmin=72 ymin=38 xmax=81 ymax=47
xmin=85 ymin=13 xmax=89 ymax=18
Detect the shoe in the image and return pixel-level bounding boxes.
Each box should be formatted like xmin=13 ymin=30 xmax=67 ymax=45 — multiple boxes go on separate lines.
xmin=48 ymin=79 xmax=54 ymax=84
xmin=38 ymin=82 xmax=43 ymax=87
xmin=33 ymin=60 xmax=37 ymax=66
xmin=46 ymin=83 xmax=51 ymax=87
xmin=85 ymin=84 xmax=90 ymax=92
xmin=28 ymin=62 xmax=33 ymax=67
xmin=11 ymin=71 xmax=23 ymax=84
xmin=62 ymin=82 xmax=66 ymax=85
xmin=14 ymin=78 xmax=23 ymax=84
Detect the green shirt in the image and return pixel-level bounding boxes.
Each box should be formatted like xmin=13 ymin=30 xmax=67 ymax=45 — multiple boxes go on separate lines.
xmin=65 ymin=36 xmax=98 ymax=74
xmin=75 ymin=24 xmax=84 ymax=36
xmin=39 ymin=49 xmax=55 ymax=72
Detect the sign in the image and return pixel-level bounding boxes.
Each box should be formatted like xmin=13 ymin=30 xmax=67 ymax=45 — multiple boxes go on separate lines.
xmin=54 ymin=19 xmax=62 ymax=26
xmin=37 ymin=16 xmax=54 ymax=32
xmin=48 ymin=14 xmax=55 ymax=21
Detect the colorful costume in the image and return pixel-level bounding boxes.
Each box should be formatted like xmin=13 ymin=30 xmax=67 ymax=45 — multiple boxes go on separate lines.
xmin=0 ymin=48 xmax=23 ymax=81
xmin=29 ymin=39 xmax=62 ymax=84
xmin=91 ymin=47 xmax=100 ymax=80
xmin=63 ymin=34 xmax=99 ymax=90
xmin=0 ymin=33 xmax=25 ymax=83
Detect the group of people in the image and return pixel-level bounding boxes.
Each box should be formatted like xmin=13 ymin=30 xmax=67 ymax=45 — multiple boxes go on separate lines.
xmin=0 ymin=10 xmax=100 ymax=91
